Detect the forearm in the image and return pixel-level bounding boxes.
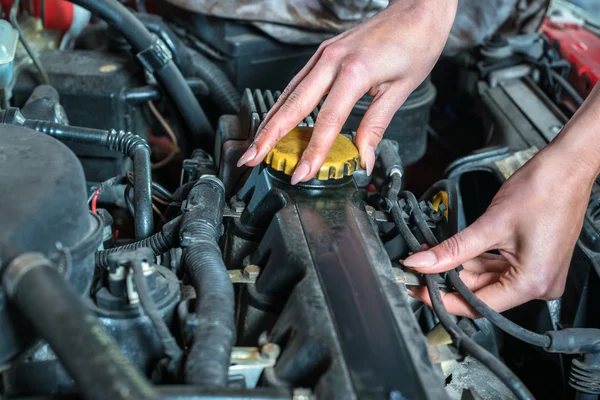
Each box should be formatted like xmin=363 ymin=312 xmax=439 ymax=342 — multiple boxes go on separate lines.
xmin=547 ymin=84 xmax=600 ymax=184
xmin=387 ymin=0 xmax=458 ymax=28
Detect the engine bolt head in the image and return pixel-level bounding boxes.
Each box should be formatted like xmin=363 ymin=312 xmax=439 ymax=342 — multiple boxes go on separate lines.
xmin=242 ymin=264 xmax=261 ymax=279
xmin=292 ymin=388 xmax=313 ymax=400
xmin=231 ymin=201 xmax=245 ymax=213
xmin=260 ymin=343 xmax=280 ymax=361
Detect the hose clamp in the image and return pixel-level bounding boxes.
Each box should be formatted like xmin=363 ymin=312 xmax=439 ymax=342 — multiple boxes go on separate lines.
xmin=3 ymin=253 xmax=52 ymax=298
xmin=389 ymin=167 xmax=403 ymax=178
xmin=136 ymin=34 xmax=172 ymax=73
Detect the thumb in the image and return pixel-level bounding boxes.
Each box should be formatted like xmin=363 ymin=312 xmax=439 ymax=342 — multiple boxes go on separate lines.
xmin=403 ymin=217 xmax=496 ymax=274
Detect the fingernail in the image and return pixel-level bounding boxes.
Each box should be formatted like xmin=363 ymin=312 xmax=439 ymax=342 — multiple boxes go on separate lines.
xmin=291 ymin=161 xmax=310 ymax=185
xmin=364 ymin=147 xmax=375 ymax=176
xmin=237 ymin=144 xmax=257 ymax=167
xmin=403 ymin=251 xmax=437 ymax=268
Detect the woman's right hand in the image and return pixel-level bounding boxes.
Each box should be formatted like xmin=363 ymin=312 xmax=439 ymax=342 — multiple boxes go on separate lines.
xmin=237 ymin=0 xmax=458 ymax=184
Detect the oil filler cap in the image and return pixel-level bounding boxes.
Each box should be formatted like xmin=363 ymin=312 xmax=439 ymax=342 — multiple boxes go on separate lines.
xmin=265 ymin=127 xmax=360 ymax=180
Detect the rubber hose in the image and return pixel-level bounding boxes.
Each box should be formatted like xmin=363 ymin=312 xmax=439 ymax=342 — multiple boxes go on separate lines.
xmin=106 ymin=129 xmax=154 ymax=239
xmin=131 ymin=259 xmax=182 ymax=368
xmin=137 ymin=13 xmax=240 ymax=114
xmin=20 ymin=116 xmax=154 ymax=240
xmin=402 ymin=189 xmax=553 ymax=348
xmin=180 ymin=176 xmax=235 ymax=388
xmin=67 ymin=0 xmax=213 ymax=147
xmin=182 ymin=50 xmax=241 ymax=114
xmin=424 ymin=275 xmax=534 ymax=400
xmin=3 ymin=254 xmax=160 ymax=400
xmin=96 ymin=216 xmax=182 ymax=269
xmin=387 ymin=188 xmax=533 ymax=400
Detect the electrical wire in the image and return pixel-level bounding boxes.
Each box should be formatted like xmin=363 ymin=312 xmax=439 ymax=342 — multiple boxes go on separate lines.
xmin=90 ymin=188 xmax=100 ymax=214
xmin=9 ymin=0 xmax=50 ymax=84
xmin=124 ymin=185 xmax=135 ymax=216
xmin=386 ymin=189 xmax=534 ymax=400
xmin=126 ymin=171 xmax=176 ymax=204
xmin=401 ymin=188 xmax=552 ymax=348
xmin=131 ymin=259 xmax=182 ymax=373
xmin=152 ymin=203 xmax=167 ymax=224
xmin=150 ymin=181 xmax=175 ymax=202
xmin=148 ymin=100 xmax=180 ymax=169
xmin=423 ymin=274 xmax=534 ymax=400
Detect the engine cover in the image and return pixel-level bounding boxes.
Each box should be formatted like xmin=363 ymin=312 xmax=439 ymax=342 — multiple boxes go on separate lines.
xmin=230 ymin=166 xmax=447 ymax=399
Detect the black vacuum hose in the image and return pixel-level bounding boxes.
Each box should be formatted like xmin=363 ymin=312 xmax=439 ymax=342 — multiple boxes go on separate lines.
xmin=2 ymin=253 xmax=160 ymax=400
xmin=67 ymin=0 xmax=214 ymax=148
xmin=414 ymin=182 xmax=553 ymax=348
xmin=386 ymin=186 xmax=533 ymax=400
xmin=96 ymin=216 xmax=182 ymax=269
xmin=182 ymin=50 xmax=241 ymax=115
xmin=13 ymin=114 xmax=154 ymax=240
xmin=136 ymin=13 xmax=241 ymax=115
xmin=180 ymin=176 xmax=235 ymax=387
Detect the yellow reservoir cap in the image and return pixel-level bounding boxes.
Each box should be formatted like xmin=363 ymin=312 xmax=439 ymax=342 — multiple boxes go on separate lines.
xmin=265 ymin=127 xmax=360 ymax=180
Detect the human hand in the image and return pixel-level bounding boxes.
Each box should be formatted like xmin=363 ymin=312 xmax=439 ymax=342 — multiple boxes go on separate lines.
xmin=236 ymin=0 xmax=457 ymax=184
xmin=403 ymin=143 xmax=597 ymax=318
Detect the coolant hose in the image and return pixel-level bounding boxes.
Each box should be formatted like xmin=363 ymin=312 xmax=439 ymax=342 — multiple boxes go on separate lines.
xmin=67 ymin=0 xmax=214 ymax=148
xmin=180 ymin=176 xmax=235 ymax=387
xmin=2 ymin=253 xmax=160 ymax=400
xmin=182 ymin=50 xmax=241 ymax=115
xmin=136 ymin=13 xmax=241 ymax=114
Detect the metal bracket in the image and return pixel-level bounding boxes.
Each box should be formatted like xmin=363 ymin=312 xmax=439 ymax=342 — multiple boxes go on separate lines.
xmin=229 ymin=344 xmax=280 ymax=388
xmin=136 ymin=34 xmax=172 ymax=73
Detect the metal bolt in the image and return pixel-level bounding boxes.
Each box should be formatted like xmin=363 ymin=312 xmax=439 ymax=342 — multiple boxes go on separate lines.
xmin=99 ymin=64 xmax=118 ymax=73
xmin=242 ymin=264 xmax=261 ymax=280
xmin=231 ymin=201 xmax=245 ymax=213
xmin=549 ymin=124 xmax=563 ymax=135
xmin=260 ymin=343 xmax=281 ymax=361
xmin=292 ymin=388 xmax=313 ymax=400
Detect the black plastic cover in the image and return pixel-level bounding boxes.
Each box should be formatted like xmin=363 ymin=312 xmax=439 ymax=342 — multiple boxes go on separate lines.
xmin=0 ymin=125 xmax=91 ymax=262
xmin=0 ymin=124 xmax=100 ymax=366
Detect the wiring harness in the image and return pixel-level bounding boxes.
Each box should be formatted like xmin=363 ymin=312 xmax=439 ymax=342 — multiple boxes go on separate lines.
xmin=378 ymin=139 xmax=600 ymax=399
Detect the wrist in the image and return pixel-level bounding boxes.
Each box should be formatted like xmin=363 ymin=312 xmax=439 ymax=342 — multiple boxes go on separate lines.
xmin=545 ymin=131 xmax=600 ymax=187
xmin=545 ymin=83 xmax=600 ymax=184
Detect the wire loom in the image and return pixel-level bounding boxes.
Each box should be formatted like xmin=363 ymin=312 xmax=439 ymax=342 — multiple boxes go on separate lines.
xmin=385 ymin=177 xmax=600 ymax=399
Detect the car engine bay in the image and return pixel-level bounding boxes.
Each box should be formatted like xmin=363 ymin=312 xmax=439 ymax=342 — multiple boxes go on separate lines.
xmin=0 ymin=1 xmax=599 ymax=399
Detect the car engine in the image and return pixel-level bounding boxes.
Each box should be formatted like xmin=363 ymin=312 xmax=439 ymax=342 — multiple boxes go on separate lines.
xmin=0 ymin=1 xmax=599 ymax=400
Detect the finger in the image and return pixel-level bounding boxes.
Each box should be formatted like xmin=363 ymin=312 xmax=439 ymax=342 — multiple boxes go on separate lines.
xmin=466 ymin=275 xmax=533 ymax=314
xmin=458 ymin=270 xmax=502 ymax=291
xmin=256 ymin=40 xmax=334 ymax=134
xmin=354 ymin=83 xmax=410 ymax=174
xmin=408 ymin=271 xmax=500 ymax=303
xmin=291 ymin=62 xmax=371 ymax=184
xmin=462 ymin=257 xmax=510 ymax=274
xmin=239 ymin=42 xmax=345 ymax=168
xmin=477 ymin=252 xmax=506 ymax=261
xmin=403 ymin=215 xmax=500 ymax=274
xmin=244 ymin=60 xmax=338 ymax=168
xmin=409 ymin=271 xmax=532 ymax=317
xmin=408 ymin=285 xmax=481 ymax=318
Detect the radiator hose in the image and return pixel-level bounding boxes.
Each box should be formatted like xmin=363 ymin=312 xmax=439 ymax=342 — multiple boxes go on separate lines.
xmin=2 ymin=253 xmax=160 ymax=400
xmin=180 ymin=176 xmax=235 ymax=387
xmin=136 ymin=13 xmax=241 ymax=114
